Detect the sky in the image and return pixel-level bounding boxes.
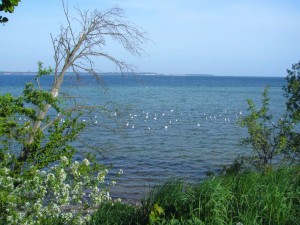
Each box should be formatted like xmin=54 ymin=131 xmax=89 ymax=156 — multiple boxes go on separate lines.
xmin=1 ymin=0 xmax=300 ymax=77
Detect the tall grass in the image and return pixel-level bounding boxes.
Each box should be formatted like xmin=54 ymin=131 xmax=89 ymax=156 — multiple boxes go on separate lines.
xmin=89 ymin=165 xmax=300 ymax=225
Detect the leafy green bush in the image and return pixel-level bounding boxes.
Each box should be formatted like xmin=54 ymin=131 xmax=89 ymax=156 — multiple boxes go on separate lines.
xmin=239 ymin=87 xmax=290 ymax=170
xmin=237 ymin=61 xmax=300 ymax=170
xmin=0 ymin=156 xmax=117 ymax=224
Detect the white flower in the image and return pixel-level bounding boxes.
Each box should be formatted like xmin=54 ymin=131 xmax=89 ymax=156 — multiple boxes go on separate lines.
xmin=2 ymin=167 xmax=10 ymax=175
xmin=60 ymin=156 xmax=69 ymax=165
xmin=85 ymin=214 xmax=91 ymax=222
xmin=0 ymin=156 xmax=113 ymax=224
xmin=83 ymin=158 xmax=90 ymax=166
xmin=46 ymin=173 xmax=55 ymax=182
xmin=115 ymin=198 xmax=122 ymax=203
xmin=97 ymin=172 xmax=105 ymax=182
xmin=59 ymin=168 xmax=67 ymax=181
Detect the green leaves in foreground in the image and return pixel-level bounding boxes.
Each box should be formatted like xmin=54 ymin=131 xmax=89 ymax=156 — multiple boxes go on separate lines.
xmin=0 ymin=62 xmax=85 ymax=172
xmin=239 ymin=87 xmax=290 ymax=169
xmin=238 ymin=61 xmax=300 ymax=170
xmin=0 ymin=62 xmax=116 ymax=224
xmin=0 ymin=0 xmax=21 ymax=23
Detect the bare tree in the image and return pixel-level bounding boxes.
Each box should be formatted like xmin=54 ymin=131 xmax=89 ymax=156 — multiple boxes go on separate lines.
xmin=19 ymin=1 xmax=147 ymax=164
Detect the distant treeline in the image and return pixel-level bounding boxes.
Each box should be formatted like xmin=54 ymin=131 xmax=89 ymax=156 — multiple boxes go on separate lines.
xmin=0 ymin=71 xmax=214 ymax=77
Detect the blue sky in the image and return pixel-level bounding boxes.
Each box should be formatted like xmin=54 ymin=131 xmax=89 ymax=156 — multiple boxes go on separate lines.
xmin=1 ymin=0 xmax=300 ymax=76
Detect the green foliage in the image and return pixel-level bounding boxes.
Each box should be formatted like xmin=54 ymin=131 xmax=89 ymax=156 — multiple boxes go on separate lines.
xmin=0 ymin=0 xmax=21 ymax=23
xmin=0 ymin=156 xmax=112 ymax=224
xmin=88 ymin=202 xmax=139 ymax=225
xmin=90 ymin=166 xmax=300 ymax=225
xmin=284 ymin=61 xmax=300 ymax=121
xmin=283 ymin=61 xmax=300 ymax=161
xmin=0 ymin=62 xmax=117 ymax=223
xmin=238 ymin=61 xmax=300 ymax=169
xmin=149 ymin=204 xmax=165 ymax=224
xmin=141 ymin=180 xmax=194 ymax=223
xmin=239 ymin=87 xmax=290 ymax=169
xmin=0 ymin=63 xmax=85 ymax=172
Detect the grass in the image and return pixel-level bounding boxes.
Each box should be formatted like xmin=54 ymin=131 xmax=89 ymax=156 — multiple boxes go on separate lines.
xmin=88 ymin=165 xmax=300 ymax=225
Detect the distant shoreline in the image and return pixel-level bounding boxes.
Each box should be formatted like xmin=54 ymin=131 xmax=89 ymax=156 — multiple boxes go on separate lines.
xmin=0 ymin=72 xmax=286 ymax=78
xmin=0 ymin=71 xmax=215 ymax=77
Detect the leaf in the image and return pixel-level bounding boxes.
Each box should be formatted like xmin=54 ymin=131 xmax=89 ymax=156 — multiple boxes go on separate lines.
xmin=4 ymin=5 xmax=14 ymax=13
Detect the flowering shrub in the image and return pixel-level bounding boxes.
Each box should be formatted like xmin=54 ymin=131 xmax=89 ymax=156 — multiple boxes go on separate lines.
xmin=0 ymin=155 xmax=121 ymax=225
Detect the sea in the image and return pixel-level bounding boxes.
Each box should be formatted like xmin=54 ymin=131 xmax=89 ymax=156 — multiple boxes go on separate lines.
xmin=0 ymin=74 xmax=286 ymax=201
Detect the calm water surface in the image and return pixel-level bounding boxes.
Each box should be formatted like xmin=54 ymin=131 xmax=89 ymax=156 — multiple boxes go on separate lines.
xmin=0 ymin=75 xmax=286 ymax=201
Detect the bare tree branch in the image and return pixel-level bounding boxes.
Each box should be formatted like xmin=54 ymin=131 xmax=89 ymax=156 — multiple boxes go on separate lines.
xmin=19 ymin=0 xmax=148 ymax=162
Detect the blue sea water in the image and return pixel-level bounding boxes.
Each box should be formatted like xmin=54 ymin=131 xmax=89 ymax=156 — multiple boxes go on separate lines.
xmin=0 ymin=74 xmax=286 ymax=201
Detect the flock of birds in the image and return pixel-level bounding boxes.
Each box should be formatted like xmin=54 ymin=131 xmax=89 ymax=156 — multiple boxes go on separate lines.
xmin=75 ymin=108 xmax=245 ymax=132
xmin=17 ymin=108 xmax=245 ymax=133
